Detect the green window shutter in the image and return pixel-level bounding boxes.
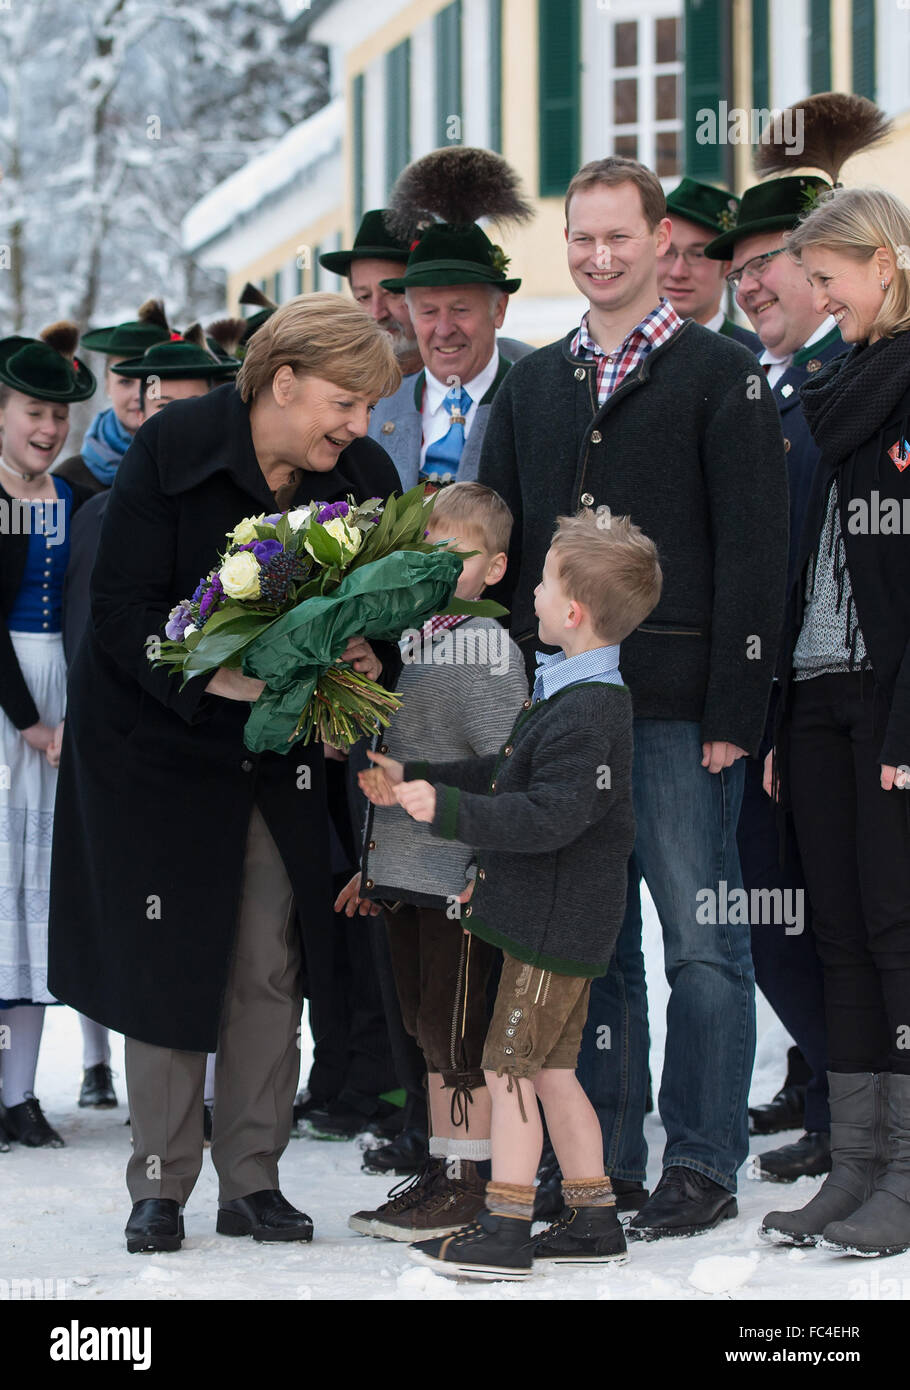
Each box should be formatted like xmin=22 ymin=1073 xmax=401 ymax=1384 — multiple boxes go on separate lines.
xmin=310 ymin=248 xmax=320 ymax=293
xmin=684 ymin=0 xmax=731 ymax=184
xmin=538 ymin=0 xmax=580 ymax=197
xmin=852 ymin=0 xmax=875 ymax=100
xmin=385 ymin=40 xmax=411 ymax=198
xmin=752 ymin=0 xmax=769 ymax=111
xmin=352 ymin=72 xmax=365 ymax=228
xmin=809 ymin=0 xmax=831 ymax=91
xmin=435 ymin=0 xmax=463 ymax=145
xmin=489 ymin=0 xmax=503 ymax=152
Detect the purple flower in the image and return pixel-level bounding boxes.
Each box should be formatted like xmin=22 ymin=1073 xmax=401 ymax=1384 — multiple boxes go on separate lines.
xmin=198 ymin=574 xmax=224 ymax=623
xmin=191 ymin=578 xmax=207 ymax=603
xmin=263 ymin=513 xmax=282 ymax=525
xmin=316 ymin=500 xmax=350 ymax=523
xmin=165 ymin=601 xmax=194 ymax=641
xmin=238 ymin=539 xmax=283 ymax=564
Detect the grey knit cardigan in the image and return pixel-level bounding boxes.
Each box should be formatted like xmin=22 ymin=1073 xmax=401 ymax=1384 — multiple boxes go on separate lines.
xmin=405 ymin=681 xmax=635 ymax=976
xmin=361 ymin=616 xmax=529 ymax=908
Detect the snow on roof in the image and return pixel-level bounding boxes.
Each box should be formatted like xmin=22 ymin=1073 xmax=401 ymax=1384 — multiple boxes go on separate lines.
xmin=181 ymin=98 xmax=343 ymax=253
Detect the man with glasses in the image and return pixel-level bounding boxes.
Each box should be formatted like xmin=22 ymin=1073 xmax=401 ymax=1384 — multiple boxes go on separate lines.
xmin=704 ymin=174 xmax=844 ymax=1183
xmin=658 ymin=178 xmax=761 ymax=352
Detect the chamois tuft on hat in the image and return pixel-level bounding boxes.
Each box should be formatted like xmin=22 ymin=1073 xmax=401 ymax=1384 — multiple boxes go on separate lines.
xmin=754 ymin=92 xmax=892 ymax=185
xmin=39 ymin=320 xmax=80 ymax=360
xmin=384 ymin=147 xmax=534 ymax=241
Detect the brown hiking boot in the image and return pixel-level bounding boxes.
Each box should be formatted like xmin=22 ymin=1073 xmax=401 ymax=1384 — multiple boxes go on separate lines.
xmin=348 ymin=1158 xmax=486 ymax=1242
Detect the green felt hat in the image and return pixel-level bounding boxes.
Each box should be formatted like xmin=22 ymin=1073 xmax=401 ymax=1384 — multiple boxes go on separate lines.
xmin=666 ymin=178 xmax=742 ymax=236
xmin=379 ymin=222 xmax=521 ymax=293
xmin=79 ymin=318 xmax=173 ymax=356
xmin=0 ymin=328 xmax=97 ymax=403
xmin=318 ymin=209 xmax=412 ymax=277
xmin=704 ymin=175 xmax=832 ymax=259
xmin=111 ymin=337 xmax=239 ymax=381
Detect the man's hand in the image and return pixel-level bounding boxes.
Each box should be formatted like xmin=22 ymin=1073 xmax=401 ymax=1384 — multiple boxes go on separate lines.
xmin=334 ymin=872 xmax=382 ymax=918
xmin=205 ymin=667 xmax=266 ymax=702
xmin=701 ymin=741 xmax=748 ymax=774
xmin=357 ymin=749 xmax=405 ymax=806
xmin=45 ymin=720 xmax=65 ymax=768
xmin=339 ymin=636 xmax=382 ymax=682
xmin=881 ymin=764 xmax=910 ymax=792
xmin=762 ymin=748 xmax=777 ymax=800
xmin=394 ymin=779 xmax=437 ymax=823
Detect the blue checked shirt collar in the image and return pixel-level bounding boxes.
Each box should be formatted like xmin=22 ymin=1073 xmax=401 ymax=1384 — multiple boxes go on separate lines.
xmin=532 ymin=645 xmax=623 ymax=704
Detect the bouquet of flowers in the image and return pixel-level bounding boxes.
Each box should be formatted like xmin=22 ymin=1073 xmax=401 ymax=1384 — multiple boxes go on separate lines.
xmin=154 ymin=484 xmax=505 ymax=754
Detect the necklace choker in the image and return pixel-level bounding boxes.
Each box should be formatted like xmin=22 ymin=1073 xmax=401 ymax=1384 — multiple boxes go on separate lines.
xmin=0 ymin=455 xmax=36 ymax=483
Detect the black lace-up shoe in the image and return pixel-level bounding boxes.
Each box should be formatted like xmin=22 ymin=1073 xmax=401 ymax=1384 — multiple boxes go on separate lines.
xmin=755 ymin=1131 xmax=831 ymax=1182
xmin=749 ymin=1084 xmax=806 ymax=1135
xmin=627 ymin=1166 xmax=737 ymax=1240
xmin=361 ymin=1125 xmax=428 ymax=1176
xmin=534 ymin=1203 xmax=629 ymax=1264
xmin=125 ymin=1198 xmax=184 ymax=1254
xmin=217 ymin=1189 xmax=314 ymax=1242
xmin=78 ymin=1063 xmax=118 ymax=1108
xmin=409 ymin=1208 xmax=534 ymax=1280
xmin=3 ymin=1094 xmax=64 ymax=1148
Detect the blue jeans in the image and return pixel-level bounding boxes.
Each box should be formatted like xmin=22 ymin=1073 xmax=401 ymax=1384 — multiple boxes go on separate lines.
xmin=577 ymin=720 xmax=753 ymax=1192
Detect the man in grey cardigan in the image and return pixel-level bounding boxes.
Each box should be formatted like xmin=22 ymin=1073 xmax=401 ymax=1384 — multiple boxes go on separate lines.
xmin=479 ymin=156 xmax=790 ymax=1240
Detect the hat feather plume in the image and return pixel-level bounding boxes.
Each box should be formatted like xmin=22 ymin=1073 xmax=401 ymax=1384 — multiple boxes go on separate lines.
xmin=137 ymin=298 xmax=170 ymax=332
xmin=39 ymin=320 xmax=80 ymax=360
xmin=180 ymin=322 xmax=215 ymax=356
xmin=384 ymin=147 xmax=534 ymax=241
xmin=239 ymin=282 xmax=277 ymax=311
xmin=754 ymin=93 xmax=892 ymax=183
xmin=206 ymin=317 xmax=247 ymax=356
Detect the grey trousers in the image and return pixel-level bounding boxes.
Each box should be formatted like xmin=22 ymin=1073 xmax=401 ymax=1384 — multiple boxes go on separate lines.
xmin=124 ymin=805 xmax=301 ymax=1205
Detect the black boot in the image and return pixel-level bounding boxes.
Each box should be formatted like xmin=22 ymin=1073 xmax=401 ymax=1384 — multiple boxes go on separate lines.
xmin=534 ymin=1203 xmax=629 ymax=1264
xmin=820 ymin=1074 xmax=910 ymax=1258
xmin=3 ymin=1095 xmax=64 ymax=1148
xmin=628 ymin=1166 xmax=736 ymax=1240
xmin=78 ymin=1063 xmax=117 ymax=1108
xmin=755 ymin=1131 xmax=831 ymax=1182
xmin=217 ymin=1189 xmax=314 ymax=1242
xmin=0 ymin=1112 xmax=10 ymax=1152
xmin=125 ymin=1198 xmax=184 ymax=1254
xmin=749 ymin=1084 xmax=806 ymax=1136
xmin=612 ymin=1178 xmax=650 ymax=1212
xmin=409 ymin=1208 xmax=534 ymax=1280
xmin=361 ymin=1125 xmax=428 ymax=1176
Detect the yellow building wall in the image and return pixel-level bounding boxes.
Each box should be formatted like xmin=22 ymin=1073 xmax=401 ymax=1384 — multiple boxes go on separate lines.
xmin=225 ymin=207 xmax=345 ymax=313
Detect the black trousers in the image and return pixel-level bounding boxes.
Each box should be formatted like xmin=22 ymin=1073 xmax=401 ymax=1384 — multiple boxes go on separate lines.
xmin=788 ymin=672 xmax=910 ymax=1075
xmin=737 ymin=756 xmax=830 ymax=1130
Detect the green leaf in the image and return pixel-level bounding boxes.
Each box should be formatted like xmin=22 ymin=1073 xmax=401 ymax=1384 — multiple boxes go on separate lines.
xmin=303 ymin=521 xmax=344 ymax=568
xmin=436 ymin=597 xmax=510 ymax=618
xmin=275 ymin=513 xmax=292 ymax=548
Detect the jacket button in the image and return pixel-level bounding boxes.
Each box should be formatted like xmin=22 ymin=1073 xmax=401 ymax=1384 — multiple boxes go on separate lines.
xmin=490 ymin=780 xmax=497 ymax=791
xmin=381 ymin=421 xmax=395 ymax=434
xmin=241 ymin=759 xmax=254 ymax=772
xmin=806 ymin=358 xmax=821 ymax=373
xmin=364 ymin=878 xmax=374 ymax=889
xmin=581 ymin=492 xmax=594 ymax=507
xmin=504 ymin=1045 xmax=514 ymax=1055
xmin=464 ymin=905 xmax=472 ymax=918
xmin=590 ymin=429 xmax=602 ymax=444
xmin=783 ymin=438 xmax=791 ymax=452
xmin=368 ymin=840 xmax=376 ymax=850
xmin=503 ymin=745 xmax=513 ymax=756
xmin=574 ymin=367 xmax=586 ymax=381
xmin=379 ymin=745 xmax=389 ymax=755
xmin=522 ymin=699 xmax=532 ymax=709
xmin=477 ymin=869 xmax=486 ymax=881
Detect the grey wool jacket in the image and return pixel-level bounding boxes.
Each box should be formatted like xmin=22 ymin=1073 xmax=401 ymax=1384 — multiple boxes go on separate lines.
xmin=478 ymin=320 xmax=790 ymax=757
xmin=405 ymin=681 xmax=635 ymax=977
xmin=361 ymin=617 xmax=529 ymax=908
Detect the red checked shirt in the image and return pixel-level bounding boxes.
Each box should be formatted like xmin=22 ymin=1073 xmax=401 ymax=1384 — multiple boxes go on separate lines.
xmin=570 ymin=298 xmax=684 ymax=407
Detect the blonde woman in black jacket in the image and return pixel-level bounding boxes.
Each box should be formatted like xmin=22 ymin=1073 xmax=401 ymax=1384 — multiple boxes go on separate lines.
xmin=762 ymin=187 xmax=910 ymax=1258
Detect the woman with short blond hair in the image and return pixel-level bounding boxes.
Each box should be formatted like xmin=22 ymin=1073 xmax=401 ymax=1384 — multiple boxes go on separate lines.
xmin=762 ymin=186 xmax=910 ymax=1258
xmin=47 ymin=293 xmax=402 ymax=1253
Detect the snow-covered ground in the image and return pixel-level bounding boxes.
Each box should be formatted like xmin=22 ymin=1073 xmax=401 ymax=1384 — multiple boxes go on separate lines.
xmin=3 ymin=891 xmax=908 ymax=1302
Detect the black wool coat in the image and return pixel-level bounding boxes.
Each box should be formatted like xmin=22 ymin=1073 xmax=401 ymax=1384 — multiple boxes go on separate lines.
xmin=47 ymin=384 xmax=402 ymax=1051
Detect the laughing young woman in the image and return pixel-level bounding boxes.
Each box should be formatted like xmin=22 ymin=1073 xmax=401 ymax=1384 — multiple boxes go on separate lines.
xmin=761 ymin=187 xmax=910 ymax=1258
xmin=0 ymin=324 xmax=96 ymax=1150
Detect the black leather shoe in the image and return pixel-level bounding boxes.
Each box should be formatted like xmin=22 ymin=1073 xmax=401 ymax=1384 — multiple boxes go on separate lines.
xmin=755 ymin=1131 xmax=832 ymax=1182
xmin=217 ymin=1189 xmax=314 ymax=1242
xmin=533 ymin=1136 xmax=563 ymax=1221
xmin=627 ymin=1166 xmax=737 ymax=1241
xmin=203 ymin=1105 xmax=213 ymax=1147
xmin=361 ymin=1126 xmax=428 ymax=1176
xmin=3 ymin=1095 xmax=64 ymax=1148
xmin=748 ymin=1084 xmax=806 ymax=1135
xmin=78 ymin=1062 xmax=117 ymax=1108
xmin=125 ymin=1198 xmax=184 ymax=1254
xmin=0 ymin=1113 xmax=10 ymax=1152
xmin=612 ymin=1179 xmax=650 ymax=1213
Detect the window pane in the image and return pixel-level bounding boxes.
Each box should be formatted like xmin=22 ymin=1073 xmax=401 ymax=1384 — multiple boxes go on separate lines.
xmin=656 ymin=17 xmax=679 ymax=64
xmin=614 ymin=134 xmax=638 ymax=159
xmin=655 ymin=73 xmax=678 ymax=121
xmin=614 ymin=21 xmax=637 ymax=67
xmin=613 ymin=78 xmax=638 ymax=125
xmin=656 ymin=130 xmax=679 ymax=177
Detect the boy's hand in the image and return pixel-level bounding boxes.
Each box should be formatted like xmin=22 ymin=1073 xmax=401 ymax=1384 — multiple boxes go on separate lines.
xmin=334 ymin=872 xmax=382 ymax=918
xmin=358 ymin=765 xmax=397 ymax=806
xmin=394 ymin=779 xmax=436 ymax=823
xmin=701 ymin=740 xmax=747 ymax=774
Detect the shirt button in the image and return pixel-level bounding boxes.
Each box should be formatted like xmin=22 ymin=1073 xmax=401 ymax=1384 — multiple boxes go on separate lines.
xmin=574 ymin=367 xmax=586 ymax=381
xmin=590 ymin=430 xmax=603 ymax=444
xmin=42 ymin=622 xmax=49 ymax=629
xmin=381 ymin=421 xmax=395 ymax=434
xmin=605 ymin=357 xmax=614 ymax=364
xmin=240 ymin=759 xmax=254 ymax=772
xmin=581 ymin=492 xmax=594 ymax=506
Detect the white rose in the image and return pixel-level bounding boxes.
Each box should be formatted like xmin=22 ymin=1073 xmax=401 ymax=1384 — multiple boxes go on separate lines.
xmin=287 ymin=506 xmax=313 ymax=532
xmin=183 ymin=624 xmax=198 ymax=639
xmin=219 ymin=550 xmax=261 ymax=600
xmin=323 ymin=516 xmax=363 ymax=559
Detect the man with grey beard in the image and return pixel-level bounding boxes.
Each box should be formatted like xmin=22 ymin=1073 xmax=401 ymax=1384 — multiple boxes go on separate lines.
xmin=320 ymin=211 xmax=423 ymax=376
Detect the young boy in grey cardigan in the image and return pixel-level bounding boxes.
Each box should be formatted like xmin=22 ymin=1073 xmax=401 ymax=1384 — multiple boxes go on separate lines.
xmin=335 ymin=484 xmax=529 ymax=1241
xmin=368 ymin=508 xmax=663 ymax=1279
